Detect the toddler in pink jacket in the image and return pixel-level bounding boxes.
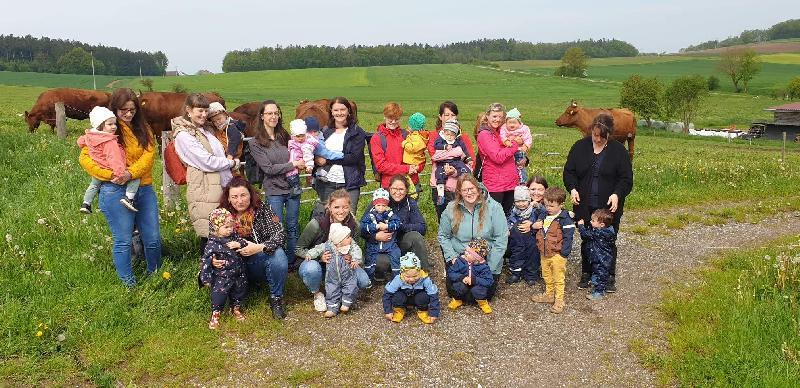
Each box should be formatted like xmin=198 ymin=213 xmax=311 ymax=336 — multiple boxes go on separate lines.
xmin=77 ymin=107 xmax=139 ymax=214
xmin=286 ymin=119 xmax=318 ymax=195
xmin=500 ymin=108 xmax=532 ymax=184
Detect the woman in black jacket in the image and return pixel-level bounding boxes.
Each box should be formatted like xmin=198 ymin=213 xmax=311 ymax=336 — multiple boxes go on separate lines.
xmin=563 ymin=113 xmax=633 ymax=293
xmin=315 ymin=96 xmax=367 ymax=212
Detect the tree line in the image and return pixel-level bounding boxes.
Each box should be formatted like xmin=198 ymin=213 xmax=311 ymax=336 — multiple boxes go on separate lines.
xmin=222 ymin=38 xmax=638 ymax=72
xmin=0 ymin=34 xmax=168 ymax=76
xmin=681 ymin=19 xmax=800 ymax=52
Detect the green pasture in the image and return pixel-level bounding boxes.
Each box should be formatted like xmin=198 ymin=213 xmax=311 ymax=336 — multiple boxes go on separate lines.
xmin=1 ymin=64 xmax=799 ymax=384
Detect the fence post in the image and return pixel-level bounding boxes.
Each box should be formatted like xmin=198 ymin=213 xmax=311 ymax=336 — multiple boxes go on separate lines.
xmin=55 ymin=102 xmax=66 ymax=139
xmin=783 ymin=132 xmax=787 ymax=162
xmin=161 ymin=130 xmax=180 ymax=210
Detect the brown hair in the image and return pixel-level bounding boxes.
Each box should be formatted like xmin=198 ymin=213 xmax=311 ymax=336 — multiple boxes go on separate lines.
xmin=219 ymin=175 xmax=263 ymax=213
xmin=253 ymin=100 xmax=289 ymax=148
xmin=327 ymin=96 xmax=357 ymax=129
xmin=526 ymin=175 xmax=549 ymax=189
xmin=591 ymin=113 xmax=614 ymax=138
xmin=436 ymin=101 xmax=459 ymax=129
xmin=383 ymin=102 xmax=403 ymax=120
xmin=109 ymin=88 xmax=152 ymax=149
xmin=543 ymin=187 xmax=566 ymax=205
xmin=326 ymin=188 xmax=351 ymax=209
xmin=183 ymin=93 xmax=209 ymax=120
xmin=473 ymin=111 xmax=488 ymax=139
xmin=388 ymin=175 xmax=409 ymax=190
xmin=592 ymin=208 xmax=614 ymax=226
xmin=451 ymin=175 xmax=487 ymax=235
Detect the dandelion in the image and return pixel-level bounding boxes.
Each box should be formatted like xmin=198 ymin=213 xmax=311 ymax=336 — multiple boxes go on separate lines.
xmin=162 ymin=271 xmax=171 ymax=280
xmin=35 ymin=331 xmax=43 ymax=337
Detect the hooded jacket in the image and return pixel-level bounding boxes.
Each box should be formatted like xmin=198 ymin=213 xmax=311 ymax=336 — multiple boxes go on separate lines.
xmin=369 ymin=123 xmax=419 ymax=187
xmin=389 ymin=196 xmax=427 ymax=237
xmin=577 ymin=224 xmax=617 ymax=265
xmin=477 ymin=124 xmax=520 ymax=193
xmin=437 ymin=185 xmax=509 ymax=275
xmin=77 ymin=129 xmax=127 ymax=178
xmin=535 ymin=209 xmax=575 ymax=258
xmin=447 ymin=256 xmax=494 ymax=289
xmin=79 ymin=120 xmax=155 ymax=186
xmin=382 ymin=270 xmax=441 ymax=317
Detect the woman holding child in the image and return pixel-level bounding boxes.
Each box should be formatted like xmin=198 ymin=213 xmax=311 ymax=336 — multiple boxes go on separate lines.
xmin=563 ymin=113 xmax=633 ymax=293
xmin=427 ymin=101 xmax=476 ymax=220
xmin=476 ymin=102 xmax=528 ymax=215
xmin=79 ymin=88 xmax=161 ymax=287
xmin=387 ymin=175 xmax=430 ymax=271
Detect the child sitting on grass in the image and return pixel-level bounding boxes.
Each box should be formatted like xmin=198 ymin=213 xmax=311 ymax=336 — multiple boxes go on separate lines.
xmin=383 ymin=252 xmax=440 ymax=324
xmin=577 ymin=208 xmax=617 ymax=301
xmin=305 ymin=223 xmax=364 ymax=317
xmin=500 ymin=108 xmax=532 ymax=184
xmin=531 ymin=187 xmax=575 ymax=314
xmin=447 ymin=238 xmax=495 ymax=314
xmin=78 ymin=106 xmax=140 ymax=214
xmin=200 ymin=208 xmax=249 ymax=329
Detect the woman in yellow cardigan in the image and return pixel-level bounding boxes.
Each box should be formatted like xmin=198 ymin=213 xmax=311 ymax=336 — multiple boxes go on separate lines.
xmin=79 ymin=88 xmax=162 ymax=286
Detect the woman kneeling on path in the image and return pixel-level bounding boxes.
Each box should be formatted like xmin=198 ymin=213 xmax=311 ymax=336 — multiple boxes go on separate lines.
xmin=215 ymin=176 xmax=289 ymax=319
xmin=437 ymin=174 xmax=508 ymax=302
xmin=295 ymin=189 xmax=371 ymax=312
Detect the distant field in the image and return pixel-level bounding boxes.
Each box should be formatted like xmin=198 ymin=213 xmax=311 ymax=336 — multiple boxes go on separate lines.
xmin=681 ymin=38 xmax=800 ymax=55
xmin=0 ymin=71 xmax=133 ymax=89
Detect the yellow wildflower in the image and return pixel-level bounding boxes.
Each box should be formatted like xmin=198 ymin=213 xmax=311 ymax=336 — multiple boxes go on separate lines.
xmin=162 ymin=271 xmax=171 ymax=280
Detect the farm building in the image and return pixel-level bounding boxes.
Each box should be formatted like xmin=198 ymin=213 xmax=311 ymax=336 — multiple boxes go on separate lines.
xmin=752 ymin=102 xmax=800 ymax=141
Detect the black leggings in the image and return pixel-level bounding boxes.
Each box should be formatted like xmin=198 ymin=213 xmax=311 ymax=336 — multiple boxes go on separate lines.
xmin=489 ymin=190 xmax=515 ymax=216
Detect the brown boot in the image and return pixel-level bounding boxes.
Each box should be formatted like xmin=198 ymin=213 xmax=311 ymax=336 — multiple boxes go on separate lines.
xmin=231 ymin=306 xmax=246 ymax=322
xmin=550 ymin=298 xmax=565 ymax=314
xmin=531 ymin=292 xmax=555 ymax=304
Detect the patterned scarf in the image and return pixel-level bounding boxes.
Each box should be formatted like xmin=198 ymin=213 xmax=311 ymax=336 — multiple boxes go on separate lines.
xmin=234 ymin=208 xmax=255 ymax=238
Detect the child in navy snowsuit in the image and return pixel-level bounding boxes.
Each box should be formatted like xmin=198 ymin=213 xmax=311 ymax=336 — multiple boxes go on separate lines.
xmin=447 ymin=238 xmax=495 ymax=314
xmin=577 ymin=208 xmax=618 ymax=301
xmin=507 ymin=185 xmax=545 ymax=285
xmin=305 ymin=222 xmax=363 ymax=317
xmin=433 ymin=119 xmax=472 ymax=205
xmin=383 ymin=252 xmax=441 ymax=324
xmin=360 ymin=188 xmax=402 ymax=280
xmin=200 ymin=208 xmax=249 ymax=329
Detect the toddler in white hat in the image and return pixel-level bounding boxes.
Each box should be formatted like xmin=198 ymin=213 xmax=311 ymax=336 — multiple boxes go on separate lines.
xmin=286 ymin=119 xmax=319 ymax=195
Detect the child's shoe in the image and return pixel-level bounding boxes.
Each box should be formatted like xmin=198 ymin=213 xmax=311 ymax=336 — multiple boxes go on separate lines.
xmin=324 ymin=310 xmax=337 ymax=318
xmin=550 ymin=298 xmax=565 ymax=314
xmin=477 ymin=299 xmax=493 ymax=314
xmin=506 ymin=274 xmax=521 ymax=284
xmin=447 ymin=298 xmax=463 ymax=310
xmin=586 ymin=291 xmax=605 ymax=301
xmin=577 ymin=272 xmax=591 ymax=290
xmin=417 ymin=310 xmax=434 ymax=324
xmin=340 ymin=304 xmax=350 ymax=313
xmin=531 ymin=292 xmax=555 ymax=304
xmin=391 ymin=307 xmax=405 ymax=322
xmin=120 ymin=197 xmax=138 ymax=212
xmin=232 ymin=306 xmax=246 ymax=321
xmin=79 ymin=203 xmax=92 ymax=214
xmin=208 ymin=311 xmax=221 ymax=329
xmin=313 ymin=292 xmax=326 ymax=312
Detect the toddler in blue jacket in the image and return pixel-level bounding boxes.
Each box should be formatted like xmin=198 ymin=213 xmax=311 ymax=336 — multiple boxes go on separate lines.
xmin=447 ymin=238 xmax=495 ymax=314
xmin=577 ymin=208 xmax=617 ymax=301
xmin=383 ymin=252 xmax=440 ymax=324
xmin=360 ymin=188 xmax=402 ymax=280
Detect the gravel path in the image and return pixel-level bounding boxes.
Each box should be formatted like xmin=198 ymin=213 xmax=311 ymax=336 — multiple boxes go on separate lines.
xmin=208 ymin=209 xmax=800 ymax=387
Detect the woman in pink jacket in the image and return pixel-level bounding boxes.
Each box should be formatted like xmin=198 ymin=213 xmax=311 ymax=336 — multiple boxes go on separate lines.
xmin=476 ymin=103 xmax=529 ymax=215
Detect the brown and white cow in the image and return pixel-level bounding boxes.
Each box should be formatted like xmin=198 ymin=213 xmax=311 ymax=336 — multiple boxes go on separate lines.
xmin=555 ymin=100 xmax=637 ymax=160
xmin=24 ymin=88 xmax=110 ymax=132
xmin=139 ymin=91 xmax=226 ymax=137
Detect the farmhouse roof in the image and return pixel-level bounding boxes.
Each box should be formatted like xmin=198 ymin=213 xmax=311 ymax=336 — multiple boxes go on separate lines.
xmin=765 ymin=102 xmax=800 ymax=112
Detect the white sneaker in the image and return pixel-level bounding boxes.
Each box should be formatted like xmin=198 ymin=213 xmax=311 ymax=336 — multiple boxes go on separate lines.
xmin=313 ymin=292 xmax=326 ymax=312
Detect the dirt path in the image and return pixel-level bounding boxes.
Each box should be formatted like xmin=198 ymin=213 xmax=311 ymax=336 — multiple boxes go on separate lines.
xmin=209 ymin=209 xmax=800 ymax=386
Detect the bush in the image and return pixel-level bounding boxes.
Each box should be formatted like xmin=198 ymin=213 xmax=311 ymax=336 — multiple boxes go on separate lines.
xmin=788 ymin=76 xmax=800 ymax=100
xmin=140 ymin=78 xmax=154 ymax=92
xmin=707 ymin=75 xmax=720 ymax=91
xmin=171 ymin=83 xmax=187 ymax=93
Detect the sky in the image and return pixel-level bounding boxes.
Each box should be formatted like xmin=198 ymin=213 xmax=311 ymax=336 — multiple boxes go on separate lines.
xmin=3 ymin=0 xmax=797 ymax=74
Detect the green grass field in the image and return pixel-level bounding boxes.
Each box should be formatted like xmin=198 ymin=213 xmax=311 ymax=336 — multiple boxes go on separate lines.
xmin=1 ymin=63 xmax=799 ymax=384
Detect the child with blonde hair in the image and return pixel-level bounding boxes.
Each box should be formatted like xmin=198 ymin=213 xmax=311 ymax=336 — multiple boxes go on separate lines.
xmin=500 ymin=108 xmax=532 ymax=184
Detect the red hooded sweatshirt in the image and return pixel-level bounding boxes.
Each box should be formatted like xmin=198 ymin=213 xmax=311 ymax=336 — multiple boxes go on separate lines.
xmin=370 ymin=123 xmax=420 ymax=188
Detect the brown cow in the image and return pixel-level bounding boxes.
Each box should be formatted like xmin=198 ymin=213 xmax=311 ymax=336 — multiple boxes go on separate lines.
xmin=139 ymin=91 xmax=226 ymax=137
xmin=555 ymin=100 xmax=636 ymax=160
xmin=231 ymin=102 xmax=262 ymax=137
xmin=295 ymin=98 xmax=358 ymax=129
xmin=25 ymin=88 xmax=110 ymax=132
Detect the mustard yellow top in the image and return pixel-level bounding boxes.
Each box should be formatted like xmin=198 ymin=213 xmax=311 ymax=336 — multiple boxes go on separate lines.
xmin=79 ymin=121 xmax=156 ymax=185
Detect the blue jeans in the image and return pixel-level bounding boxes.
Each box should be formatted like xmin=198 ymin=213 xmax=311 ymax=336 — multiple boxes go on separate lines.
xmin=267 ymin=193 xmax=300 ymax=261
xmin=298 ymin=260 xmax=371 ymax=293
xmin=99 ymin=183 xmax=161 ymax=286
xmin=245 ymin=248 xmax=288 ymax=297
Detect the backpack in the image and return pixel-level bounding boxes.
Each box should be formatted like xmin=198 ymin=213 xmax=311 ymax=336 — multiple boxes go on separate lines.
xmin=367 ymin=129 xmax=418 ymax=200
xmin=164 ymin=141 xmax=187 ymax=185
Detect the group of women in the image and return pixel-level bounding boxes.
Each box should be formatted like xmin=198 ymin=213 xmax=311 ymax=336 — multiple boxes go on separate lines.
xmin=81 ymin=89 xmax=632 ymax=319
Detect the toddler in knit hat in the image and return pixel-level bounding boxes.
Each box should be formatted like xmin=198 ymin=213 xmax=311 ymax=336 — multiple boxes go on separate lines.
xmin=206 ymin=102 xmax=244 ymax=160
xmin=199 ymin=208 xmax=250 ymax=329
xmin=402 ymin=112 xmax=429 ymax=167
xmin=432 ymin=119 xmax=472 ymax=206
xmin=286 ymin=118 xmax=318 ymax=195
xmin=360 ymin=188 xmax=403 ymax=281
xmin=383 ymin=252 xmax=441 ymax=324
xmin=500 ymin=107 xmax=533 ymax=184
xmin=506 ymin=185 xmax=545 ymax=285
xmin=446 ymin=238 xmax=495 ymax=314
xmin=78 ymin=106 xmax=141 ymax=214
xmin=305 ymin=222 xmax=365 ymax=317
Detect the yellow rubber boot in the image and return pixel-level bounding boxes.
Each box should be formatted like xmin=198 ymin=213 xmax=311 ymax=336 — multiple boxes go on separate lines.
xmin=391 ymin=307 xmax=405 ymax=322
xmin=476 ymin=299 xmax=493 ymax=314
xmin=448 ymin=298 xmax=464 ymax=310
xmin=417 ymin=310 xmax=433 ymax=324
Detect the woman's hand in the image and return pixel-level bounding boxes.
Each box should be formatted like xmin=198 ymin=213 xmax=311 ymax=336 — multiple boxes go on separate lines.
xmin=444 ymin=164 xmax=456 ymax=176
xmin=375 ymin=230 xmax=393 ymax=242
xmin=321 ymin=251 xmax=332 ymax=264
xmin=211 ymin=255 xmax=226 ymax=269
xmin=607 ymin=194 xmax=619 ymax=213
xmin=517 ymin=220 xmax=532 ymax=233
xmin=237 ymin=241 xmax=263 ymax=257
xmin=292 ymin=160 xmax=306 ymax=169
xmin=314 ymin=156 xmax=327 ymax=167
xmin=570 ymin=189 xmax=581 ymax=205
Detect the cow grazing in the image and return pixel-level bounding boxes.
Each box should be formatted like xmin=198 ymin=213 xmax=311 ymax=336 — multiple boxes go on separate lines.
xmin=555 ymin=100 xmax=637 ymax=160
xmin=139 ymin=91 xmax=226 ymax=137
xmin=25 ymin=88 xmax=110 ymax=132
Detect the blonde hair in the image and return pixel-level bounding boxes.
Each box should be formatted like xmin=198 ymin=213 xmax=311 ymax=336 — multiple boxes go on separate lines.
xmin=326 ymin=189 xmax=351 ymax=209
xmin=473 ymin=111 xmax=488 ymax=138
xmin=451 ymin=174 xmax=487 ymax=236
